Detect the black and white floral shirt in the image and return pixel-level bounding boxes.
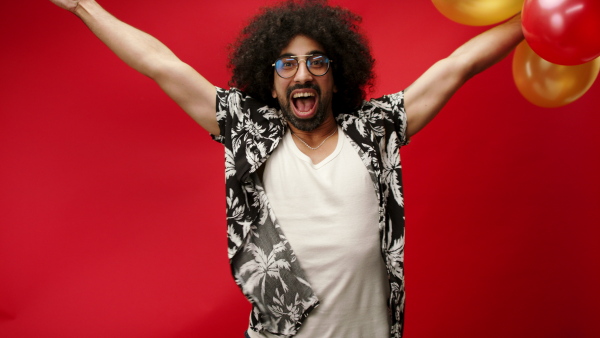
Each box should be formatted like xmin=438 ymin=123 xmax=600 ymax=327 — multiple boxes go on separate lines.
xmin=212 ymin=87 xmax=409 ymax=337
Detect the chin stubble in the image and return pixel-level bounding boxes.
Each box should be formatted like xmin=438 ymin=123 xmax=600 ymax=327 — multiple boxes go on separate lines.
xmin=280 ymin=84 xmax=330 ymax=132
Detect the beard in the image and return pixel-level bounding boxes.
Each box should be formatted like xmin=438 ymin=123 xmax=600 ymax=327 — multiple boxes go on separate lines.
xmin=278 ymin=84 xmax=333 ymax=132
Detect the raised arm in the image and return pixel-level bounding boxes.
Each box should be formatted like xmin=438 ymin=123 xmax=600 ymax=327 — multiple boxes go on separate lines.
xmin=404 ymin=14 xmax=524 ymax=137
xmin=50 ymin=0 xmax=219 ymax=135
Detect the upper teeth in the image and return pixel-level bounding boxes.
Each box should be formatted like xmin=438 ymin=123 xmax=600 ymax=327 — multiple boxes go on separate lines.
xmin=293 ymin=92 xmax=315 ymax=98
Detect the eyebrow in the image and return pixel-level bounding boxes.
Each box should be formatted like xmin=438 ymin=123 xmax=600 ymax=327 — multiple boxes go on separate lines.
xmin=278 ymin=50 xmax=327 ymax=58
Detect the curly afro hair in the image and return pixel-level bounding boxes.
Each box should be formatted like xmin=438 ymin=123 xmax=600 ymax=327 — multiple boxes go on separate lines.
xmin=228 ymin=0 xmax=375 ymax=115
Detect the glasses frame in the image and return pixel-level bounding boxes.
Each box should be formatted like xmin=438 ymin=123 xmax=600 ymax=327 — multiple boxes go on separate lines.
xmin=272 ymin=54 xmax=333 ymax=79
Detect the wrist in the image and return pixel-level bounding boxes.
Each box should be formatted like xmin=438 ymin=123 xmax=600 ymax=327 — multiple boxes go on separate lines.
xmin=73 ymin=0 xmax=97 ymax=17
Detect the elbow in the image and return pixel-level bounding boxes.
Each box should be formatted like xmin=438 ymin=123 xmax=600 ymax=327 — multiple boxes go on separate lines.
xmin=141 ymin=57 xmax=165 ymax=80
xmin=443 ymin=55 xmax=478 ymax=83
xmin=144 ymin=59 xmax=177 ymax=81
xmin=137 ymin=53 xmax=182 ymax=80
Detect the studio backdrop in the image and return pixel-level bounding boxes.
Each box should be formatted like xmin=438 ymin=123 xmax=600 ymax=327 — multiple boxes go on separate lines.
xmin=1 ymin=0 xmax=599 ymax=337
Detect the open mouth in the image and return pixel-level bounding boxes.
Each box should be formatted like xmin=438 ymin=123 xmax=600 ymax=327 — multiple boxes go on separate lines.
xmin=291 ymin=90 xmax=317 ymax=118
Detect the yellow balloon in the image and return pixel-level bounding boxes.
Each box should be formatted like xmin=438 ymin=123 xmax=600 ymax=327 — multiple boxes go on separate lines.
xmin=512 ymin=41 xmax=600 ymax=108
xmin=432 ymin=0 xmax=523 ymax=26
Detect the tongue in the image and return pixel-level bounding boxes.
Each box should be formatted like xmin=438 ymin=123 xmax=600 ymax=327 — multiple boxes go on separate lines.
xmin=295 ymin=97 xmax=316 ymax=112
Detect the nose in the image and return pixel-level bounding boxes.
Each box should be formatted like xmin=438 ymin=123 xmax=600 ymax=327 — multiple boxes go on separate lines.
xmin=293 ymin=60 xmax=314 ymax=83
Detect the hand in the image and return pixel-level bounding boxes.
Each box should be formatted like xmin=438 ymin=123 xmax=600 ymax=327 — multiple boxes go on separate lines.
xmin=49 ymin=0 xmax=82 ymax=13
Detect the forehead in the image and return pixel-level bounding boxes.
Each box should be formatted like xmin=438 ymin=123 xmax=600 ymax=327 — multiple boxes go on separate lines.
xmin=279 ymin=35 xmax=326 ymax=56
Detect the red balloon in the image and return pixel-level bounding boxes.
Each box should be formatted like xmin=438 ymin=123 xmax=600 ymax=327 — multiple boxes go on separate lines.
xmin=522 ymin=0 xmax=600 ymax=65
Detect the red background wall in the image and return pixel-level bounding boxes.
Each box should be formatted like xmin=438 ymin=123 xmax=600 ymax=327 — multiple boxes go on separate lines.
xmin=1 ymin=0 xmax=599 ymax=337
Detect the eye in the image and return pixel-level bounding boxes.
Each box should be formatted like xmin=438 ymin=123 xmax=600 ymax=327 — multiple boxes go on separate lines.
xmin=279 ymin=58 xmax=297 ymax=69
xmin=309 ymin=56 xmax=327 ymax=68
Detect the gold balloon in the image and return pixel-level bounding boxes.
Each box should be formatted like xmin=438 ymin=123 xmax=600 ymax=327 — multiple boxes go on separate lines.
xmin=512 ymin=41 xmax=600 ymax=108
xmin=432 ymin=0 xmax=523 ymax=26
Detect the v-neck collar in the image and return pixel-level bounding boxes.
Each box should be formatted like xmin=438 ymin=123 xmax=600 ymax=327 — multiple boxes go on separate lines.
xmin=286 ymin=126 xmax=343 ymax=168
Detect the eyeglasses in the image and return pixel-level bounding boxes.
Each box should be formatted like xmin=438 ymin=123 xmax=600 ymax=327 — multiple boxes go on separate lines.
xmin=272 ymin=54 xmax=333 ymax=79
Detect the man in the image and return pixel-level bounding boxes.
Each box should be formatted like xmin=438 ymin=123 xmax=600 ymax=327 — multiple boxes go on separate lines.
xmin=49 ymin=0 xmax=524 ymax=336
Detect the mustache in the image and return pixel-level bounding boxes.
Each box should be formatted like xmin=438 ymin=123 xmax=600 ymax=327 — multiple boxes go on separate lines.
xmin=286 ymin=84 xmax=321 ymax=98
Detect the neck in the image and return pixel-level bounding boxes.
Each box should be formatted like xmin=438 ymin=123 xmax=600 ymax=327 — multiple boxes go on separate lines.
xmin=288 ymin=114 xmax=339 ymax=155
xmin=288 ymin=115 xmax=339 ymax=162
xmin=288 ymin=113 xmax=337 ymax=142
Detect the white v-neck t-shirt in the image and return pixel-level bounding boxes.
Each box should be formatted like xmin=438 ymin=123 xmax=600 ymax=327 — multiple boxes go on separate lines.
xmin=248 ymin=127 xmax=390 ymax=337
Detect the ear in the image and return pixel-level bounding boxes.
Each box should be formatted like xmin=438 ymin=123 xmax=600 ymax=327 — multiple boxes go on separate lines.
xmin=272 ymin=87 xmax=277 ymax=99
xmin=333 ymin=84 xmax=338 ymax=93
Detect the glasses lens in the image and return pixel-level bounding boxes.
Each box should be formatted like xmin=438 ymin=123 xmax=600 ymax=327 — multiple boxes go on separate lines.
xmin=275 ymin=58 xmax=298 ymax=78
xmin=307 ymin=55 xmax=330 ymax=76
xmin=273 ymin=55 xmax=331 ymax=78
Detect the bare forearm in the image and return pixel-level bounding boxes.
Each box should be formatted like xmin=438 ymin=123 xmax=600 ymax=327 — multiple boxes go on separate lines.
xmin=73 ymin=0 xmax=178 ymax=79
xmin=404 ymin=15 xmax=524 ymax=137
xmin=51 ymin=0 xmax=218 ymax=134
xmin=451 ymin=14 xmax=524 ymax=77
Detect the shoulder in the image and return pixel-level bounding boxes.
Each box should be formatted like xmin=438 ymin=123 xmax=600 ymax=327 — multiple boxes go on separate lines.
xmin=336 ymin=91 xmax=408 ymax=145
xmin=214 ymin=86 xmax=286 ymax=143
xmin=343 ymin=91 xmax=407 ymax=126
xmin=360 ymin=91 xmax=405 ymax=116
xmin=216 ymin=87 xmax=282 ymax=122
